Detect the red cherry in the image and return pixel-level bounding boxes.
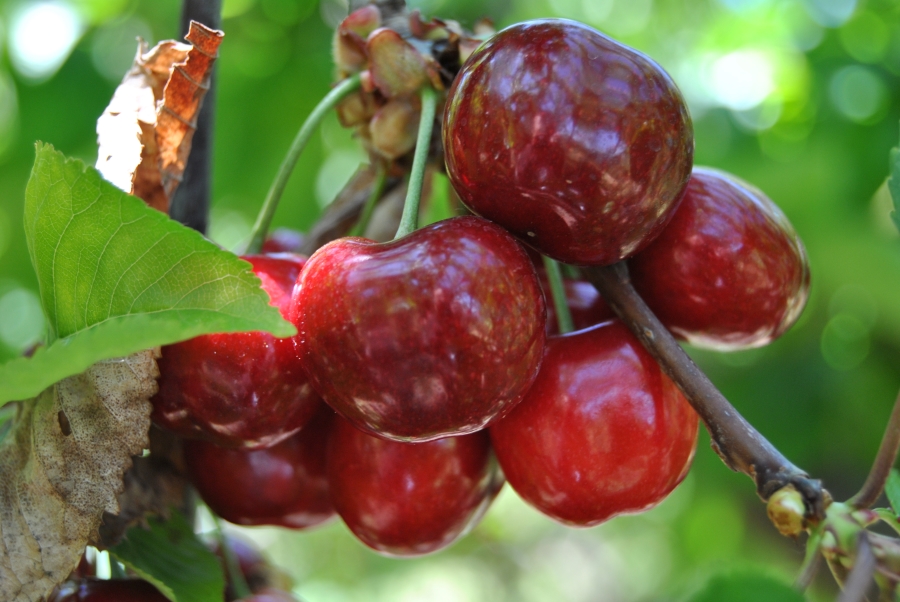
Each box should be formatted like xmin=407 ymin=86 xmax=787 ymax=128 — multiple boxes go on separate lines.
xmin=628 ymin=167 xmax=810 ymax=350
xmin=443 ymin=18 xmax=693 ymax=266
xmin=291 ymin=216 xmax=546 ymax=442
xmin=490 ymin=321 xmax=698 ymax=526
xmin=152 ymin=253 xmax=323 ymax=449
xmin=537 ymin=268 xmax=615 ymax=336
xmin=184 ymin=406 xmax=335 ymax=529
xmin=49 ymin=579 xmax=168 ymax=602
xmin=327 ymin=416 xmax=503 ymax=556
xmin=261 ymin=228 xmax=306 ymax=254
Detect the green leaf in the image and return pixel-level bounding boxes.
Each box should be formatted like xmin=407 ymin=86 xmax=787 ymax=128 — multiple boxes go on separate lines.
xmin=890 ymin=136 xmax=900 ymax=233
xmin=885 ymin=468 xmax=900 ymax=516
xmin=687 ymin=571 xmax=805 ymax=602
xmin=0 ymin=143 xmax=295 ymax=404
xmin=109 ymin=512 xmax=224 ymax=602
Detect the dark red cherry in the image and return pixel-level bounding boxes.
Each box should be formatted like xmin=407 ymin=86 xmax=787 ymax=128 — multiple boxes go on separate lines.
xmin=443 ymin=18 xmax=693 ymax=266
xmin=262 ymin=228 xmax=306 ymax=254
xmin=184 ymin=406 xmax=335 ymax=529
xmin=628 ymin=167 xmax=810 ymax=350
xmin=152 ymin=253 xmax=323 ymax=449
xmin=490 ymin=321 xmax=698 ymax=526
xmin=327 ymin=416 xmax=503 ymax=556
xmin=291 ymin=216 xmax=546 ymax=442
xmin=537 ymin=268 xmax=615 ymax=336
xmin=49 ymin=579 xmax=168 ymax=602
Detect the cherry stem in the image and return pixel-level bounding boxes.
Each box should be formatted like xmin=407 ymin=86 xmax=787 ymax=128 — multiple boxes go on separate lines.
xmin=210 ymin=512 xmax=252 ymax=599
xmin=837 ymin=533 xmax=876 ymax=602
xmin=584 ymin=262 xmax=828 ymax=521
xmin=796 ymin=528 xmax=824 ymax=591
xmin=542 ymin=256 xmax=574 ymax=334
xmin=245 ymin=73 xmax=362 ymax=254
xmin=848 ymin=387 xmax=900 ymax=509
xmin=394 ymin=85 xmax=437 ymax=240
xmin=349 ymin=162 xmax=388 ymax=238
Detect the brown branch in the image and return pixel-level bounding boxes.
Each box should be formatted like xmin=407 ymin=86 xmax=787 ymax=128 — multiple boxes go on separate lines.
xmin=837 ymin=534 xmax=876 ymax=602
xmin=849 ymin=387 xmax=900 ymax=509
xmin=584 ymin=262 xmax=828 ymax=521
xmin=168 ymin=0 xmax=222 ymax=232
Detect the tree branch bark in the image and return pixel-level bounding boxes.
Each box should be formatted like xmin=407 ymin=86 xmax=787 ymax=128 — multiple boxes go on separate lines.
xmin=584 ymin=261 xmax=829 ymax=521
xmin=168 ymin=0 xmax=222 ymax=232
xmin=849 ymin=387 xmax=900 ymax=509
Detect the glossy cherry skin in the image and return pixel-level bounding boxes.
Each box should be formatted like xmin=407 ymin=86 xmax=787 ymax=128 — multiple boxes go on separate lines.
xmin=328 ymin=416 xmax=504 ymax=556
xmin=443 ymin=19 xmax=693 ymax=266
xmin=538 ymin=268 xmax=615 ymax=336
xmin=291 ymin=216 xmax=546 ymax=442
xmin=628 ymin=167 xmax=810 ymax=351
xmin=184 ymin=406 xmax=335 ymax=529
xmin=490 ymin=320 xmax=698 ymax=526
xmin=50 ymin=579 xmax=168 ymax=602
xmin=152 ymin=253 xmax=323 ymax=448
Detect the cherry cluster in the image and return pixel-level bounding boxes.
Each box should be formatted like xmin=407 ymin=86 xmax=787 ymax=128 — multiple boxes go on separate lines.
xmin=148 ymin=16 xmax=810 ymax=560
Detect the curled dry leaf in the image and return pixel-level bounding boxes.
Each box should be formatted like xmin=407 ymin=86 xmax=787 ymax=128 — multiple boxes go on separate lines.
xmin=95 ymin=21 xmax=223 ymax=213
xmin=0 ymin=350 xmax=159 ymax=602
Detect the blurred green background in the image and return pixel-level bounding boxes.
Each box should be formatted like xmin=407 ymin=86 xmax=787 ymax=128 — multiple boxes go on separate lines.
xmin=0 ymin=0 xmax=898 ymax=599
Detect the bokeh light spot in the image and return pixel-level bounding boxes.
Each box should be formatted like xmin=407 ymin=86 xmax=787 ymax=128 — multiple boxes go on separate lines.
xmin=0 ymin=288 xmax=44 ymax=351
xmin=90 ymin=16 xmax=153 ymax=82
xmin=829 ymin=65 xmax=887 ymax=123
xmin=821 ymin=313 xmax=870 ymax=371
xmin=709 ymin=49 xmax=775 ymax=111
xmin=9 ymin=1 xmax=84 ymax=81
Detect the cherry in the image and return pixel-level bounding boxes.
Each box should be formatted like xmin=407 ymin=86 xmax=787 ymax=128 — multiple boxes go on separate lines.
xmin=490 ymin=320 xmax=698 ymax=526
xmin=628 ymin=167 xmax=810 ymax=350
xmin=261 ymin=228 xmax=306 ymax=254
xmin=184 ymin=406 xmax=335 ymax=529
xmin=443 ymin=18 xmax=693 ymax=266
xmin=537 ymin=268 xmax=614 ymax=336
xmin=49 ymin=579 xmax=168 ymax=602
xmin=291 ymin=216 xmax=546 ymax=442
xmin=152 ymin=253 xmax=323 ymax=449
xmin=327 ymin=416 xmax=503 ymax=556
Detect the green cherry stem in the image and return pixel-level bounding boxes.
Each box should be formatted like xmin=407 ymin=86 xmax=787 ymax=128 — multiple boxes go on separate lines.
xmin=542 ymin=255 xmax=574 ymax=334
xmin=848 ymin=386 xmax=900 ymax=509
xmin=210 ymin=512 xmax=252 ymax=599
xmin=394 ymin=85 xmax=437 ymax=240
xmin=349 ymin=162 xmax=388 ymax=238
xmin=246 ymin=73 xmax=362 ymax=254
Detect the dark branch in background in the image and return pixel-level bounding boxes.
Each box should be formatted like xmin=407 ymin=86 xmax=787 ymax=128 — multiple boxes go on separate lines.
xmin=585 ymin=262 xmax=829 ymax=521
xmin=849 ymin=388 xmax=900 ymax=509
xmin=169 ymin=0 xmax=223 ymax=233
xmin=836 ymin=534 xmax=877 ymax=602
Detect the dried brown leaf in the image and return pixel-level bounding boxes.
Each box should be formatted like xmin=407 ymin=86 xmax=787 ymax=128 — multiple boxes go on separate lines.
xmin=95 ymin=21 xmax=222 ymax=212
xmin=0 ymin=350 xmax=159 ymax=602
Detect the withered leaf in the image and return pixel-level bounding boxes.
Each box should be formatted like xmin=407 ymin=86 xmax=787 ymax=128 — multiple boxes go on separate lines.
xmin=0 ymin=350 xmax=159 ymax=602
xmin=95 ymin=21 xmax=223 ymax=213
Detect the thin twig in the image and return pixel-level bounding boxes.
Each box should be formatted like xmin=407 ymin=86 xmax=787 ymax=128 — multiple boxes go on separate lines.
xmin=585 ymin=262 xmax=828 ymax=520
xmin=849 ymin=387 xmax=900 ymax=509
xmin=837 ymin=534 xmax=876 ymax=602
xmin=169 ymin=0 xmax=222 ymax=233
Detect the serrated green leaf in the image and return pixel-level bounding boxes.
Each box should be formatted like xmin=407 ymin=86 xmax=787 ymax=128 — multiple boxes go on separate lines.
xmin=688 ymin=571 xmax=805 ymax=602
xmin=0 ymin=144 xmax=296 ymax=404
xmin=109 ymin=512 xmax=224 ymax=602
xmin=890 ymin=142 xmax=900 ymax=233
xmin=885 ymin=468 xmax=900 ymax=516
